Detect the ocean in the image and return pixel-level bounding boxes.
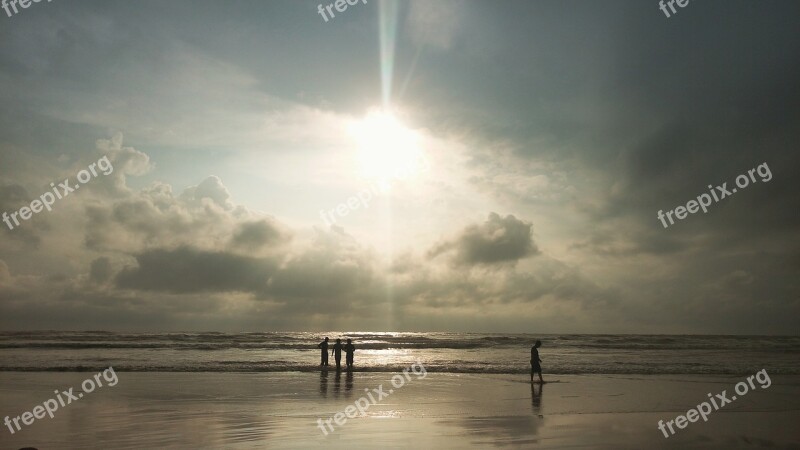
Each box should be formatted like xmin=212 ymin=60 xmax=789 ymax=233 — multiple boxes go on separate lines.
xmin=1 ymin=332 xmax=798 ymax=374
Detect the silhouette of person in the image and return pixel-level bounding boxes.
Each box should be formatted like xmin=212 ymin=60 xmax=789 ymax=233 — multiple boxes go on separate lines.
xmin=531 ymin=340 xmax=544 ymax=383
xmin=344 ymin=339 xmax=355 ymax=369
xmin=331 ymin=338 xmax=343 ymax=370
xmin=318 ymin=337 xmax=329 ymax=367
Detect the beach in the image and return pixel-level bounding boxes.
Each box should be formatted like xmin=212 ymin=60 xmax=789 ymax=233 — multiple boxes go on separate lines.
xmin=1 ymin=372 xmax=798 ymax=449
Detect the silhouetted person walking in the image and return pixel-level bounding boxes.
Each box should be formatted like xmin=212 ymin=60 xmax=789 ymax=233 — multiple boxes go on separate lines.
xmin=531 ymin=340 xmax=544 ymax=383
xmin=318 ymin=337 xmax=329 ymax=367
xmin=344 ymin=339 xmax=355 ymax=369
xmin=331 ymin=338 xmax=343 ymax=370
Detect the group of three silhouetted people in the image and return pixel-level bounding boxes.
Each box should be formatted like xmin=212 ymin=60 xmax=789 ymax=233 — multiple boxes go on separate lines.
xmin=317 ymin=337 xmax=355 ymax=370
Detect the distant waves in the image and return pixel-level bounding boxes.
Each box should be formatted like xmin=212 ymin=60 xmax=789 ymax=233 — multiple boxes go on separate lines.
xmin=1 ymin=332 xmax=798 ymax=374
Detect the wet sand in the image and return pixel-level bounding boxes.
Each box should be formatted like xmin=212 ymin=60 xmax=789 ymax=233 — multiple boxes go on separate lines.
xmin=1 ymin=372 xmax=798 ymax=449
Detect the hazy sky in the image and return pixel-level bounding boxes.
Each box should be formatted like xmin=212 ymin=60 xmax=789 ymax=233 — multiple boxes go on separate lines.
xmin=1 ymin=0 xmax=798 ymax=333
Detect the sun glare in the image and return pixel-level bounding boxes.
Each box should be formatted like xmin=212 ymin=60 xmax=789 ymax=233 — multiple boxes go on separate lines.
xmin=349 ymin=111 xmax=427 ymax=187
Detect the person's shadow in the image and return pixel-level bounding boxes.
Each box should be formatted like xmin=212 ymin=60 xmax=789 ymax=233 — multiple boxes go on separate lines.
xmin=531 ymin=382 xmax=544 ymax=416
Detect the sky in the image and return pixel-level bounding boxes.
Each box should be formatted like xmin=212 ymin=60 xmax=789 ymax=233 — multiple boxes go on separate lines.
xmin=0 ymin=0 xmax=798 ymax=333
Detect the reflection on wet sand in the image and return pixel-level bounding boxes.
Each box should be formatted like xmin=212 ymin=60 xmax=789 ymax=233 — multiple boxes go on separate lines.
xmin=345 ymin=369 xmax=354 ymax=395
xmin=320 ymin=370 xmax=328 ymax=397
xmin=439 ymin=415 xmax=545 ymax=446
xmin=531 ymin=382 xmax=543 ymax=415
xmin=334 ymin=370 xmax=341 ymax=397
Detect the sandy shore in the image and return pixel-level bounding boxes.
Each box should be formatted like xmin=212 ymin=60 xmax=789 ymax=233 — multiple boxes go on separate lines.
xmin=1 ymin=372 xmax=798 ymax=449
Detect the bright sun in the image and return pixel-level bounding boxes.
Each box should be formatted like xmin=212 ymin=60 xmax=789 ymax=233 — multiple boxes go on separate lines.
xmin=348 ymin=110 xmax=427 ymax=187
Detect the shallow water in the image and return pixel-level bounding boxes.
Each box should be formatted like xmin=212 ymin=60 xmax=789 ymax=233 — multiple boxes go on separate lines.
xmin=1 ymin=332 xmax=798 ymax=374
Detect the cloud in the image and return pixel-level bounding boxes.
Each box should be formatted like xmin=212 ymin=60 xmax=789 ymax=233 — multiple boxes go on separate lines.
xmin=89 ymin=257 xmax=113 ymax=284
xmin=84 ymin=175 xmax=259 ymax=254
xmin=179 ymin=175 xmax=235 ymax=211
xmin=116 ymin=246 xmax=277 ymax=294
xmin=0 ymin=184 xmax=48 ymax=248
xmin=229 ymin=219 xmax=288 ymax=251
xmin=428 ymin=213 xmax=539 ymax=266
xmin=265 ymin=227 xmax=379 ymax=312
xmin=91 ymin=133 xmax=153 ymax=195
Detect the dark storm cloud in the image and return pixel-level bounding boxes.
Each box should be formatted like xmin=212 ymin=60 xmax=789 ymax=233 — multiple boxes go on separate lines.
xmin=428 ymin=213 xmax=539 ymax=266
xmin=116 ymin=246 xmax=277 ymax=294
